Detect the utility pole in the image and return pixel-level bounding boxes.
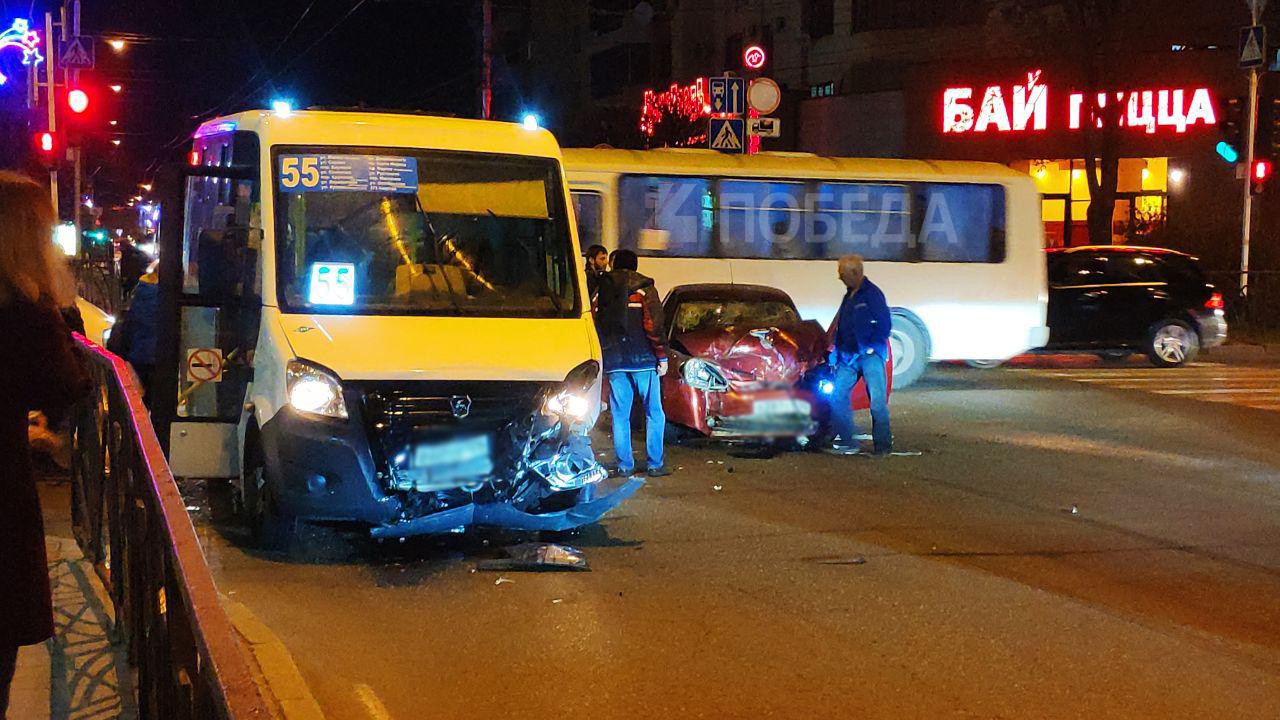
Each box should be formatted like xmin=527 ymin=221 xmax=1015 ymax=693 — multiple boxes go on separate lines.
xmin=1241 ymin=0 xmax=1267 ymax=295
xmin=480 ymin=0 xmax=492 ymax=120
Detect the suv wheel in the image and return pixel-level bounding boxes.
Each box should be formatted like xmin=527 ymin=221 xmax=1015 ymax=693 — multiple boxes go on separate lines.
xmin=1147 ymin=320 xmax=1199 ymax=367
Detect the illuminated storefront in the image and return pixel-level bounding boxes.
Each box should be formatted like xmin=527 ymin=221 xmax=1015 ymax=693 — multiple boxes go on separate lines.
xmin=799 ymin=57 xmax=1251 ymax=251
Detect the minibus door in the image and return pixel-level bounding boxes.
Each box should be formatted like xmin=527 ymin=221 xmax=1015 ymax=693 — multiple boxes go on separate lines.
xmin=152 ymin=165 xmax=261 ymax=479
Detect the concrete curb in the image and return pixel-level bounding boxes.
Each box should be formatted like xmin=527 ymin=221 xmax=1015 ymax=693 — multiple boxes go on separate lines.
xmin=1205 ymin=343 xmax=1280 ymax=364
xmin=222 ymin=596 xmax=326 ymax=720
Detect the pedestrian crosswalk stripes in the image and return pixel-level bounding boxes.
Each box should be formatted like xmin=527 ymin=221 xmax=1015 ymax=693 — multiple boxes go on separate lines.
xmin=1017 ymin=362 xmax=1280 ymax=412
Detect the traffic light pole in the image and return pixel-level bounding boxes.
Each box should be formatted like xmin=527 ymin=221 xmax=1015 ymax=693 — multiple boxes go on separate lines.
xmin=1242 ymin=65 xmax=1259 ymax=294
xmin=70 ymin=0 xmax=82 ymax=244
xmin=43 ymin=11 xmax=57 ymax=218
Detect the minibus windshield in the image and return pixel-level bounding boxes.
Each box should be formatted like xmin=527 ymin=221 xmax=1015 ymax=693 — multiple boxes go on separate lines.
xmin=275 ymin=148 xmax=579 ymax=317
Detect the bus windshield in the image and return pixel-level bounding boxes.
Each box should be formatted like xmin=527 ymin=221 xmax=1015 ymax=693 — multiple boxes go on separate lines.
xmin=275 ymin=149 xmax=579 ymax=317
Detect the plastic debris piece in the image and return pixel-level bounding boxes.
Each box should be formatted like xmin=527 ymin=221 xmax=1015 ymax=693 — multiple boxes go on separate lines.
xmin=707 ymin=460 xmax=715 ymax=464
xmin=717 ymin=460 xmax=725 ymax=465
xmin=477 ymin=542 xmax=591 ymax=572
xmin=185 ymin=505 xmax=200 ymax=512
xmin=495 ymin=576 xmax=514 ymax=585
xmin=817 ymin=555 xmax=867 ymax=566
xmin=713 ymin=484 xmax=723 ymax=491
xmin=551 ymin=598 xmax=563 ymax=604
xmin=1063 ymin=504 xmax=1080 ymax=515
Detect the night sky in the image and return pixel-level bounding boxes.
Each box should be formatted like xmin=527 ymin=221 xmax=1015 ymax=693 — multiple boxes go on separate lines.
xmin=7 ymin=0 xmax=486 ymax=205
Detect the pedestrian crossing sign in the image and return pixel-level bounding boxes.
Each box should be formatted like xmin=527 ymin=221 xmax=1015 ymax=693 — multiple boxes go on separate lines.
xmin=59 ymin=36 xmax=95 ymax=69
xmin=709 ymin=118 xmax=745 ymax=153
xmin=1241 ymin=25 xmax=1266 ymax=69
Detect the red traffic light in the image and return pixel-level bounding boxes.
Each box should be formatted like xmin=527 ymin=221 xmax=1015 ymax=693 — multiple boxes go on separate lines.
xmin=1253 ymin=158 xmax=1272 ymax=181
xmin=36 ymin=131 xmax=55 ymax=153
xmin=67 ymin=88 xmax=89 ymax=114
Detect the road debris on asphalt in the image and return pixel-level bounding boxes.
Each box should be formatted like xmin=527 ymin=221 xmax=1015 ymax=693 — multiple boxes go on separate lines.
xmin=477 ymin=542 xmax=591 ymax=572
xmin=1063 ymin=504 xmax=1080 ymax=515
xmin=713 ymin=484 xmax=723 ymax=492
xmin=817 ymin=555 xmax=867 ymax=566
xmin=494 ymin=576 xmax=514 ymax=586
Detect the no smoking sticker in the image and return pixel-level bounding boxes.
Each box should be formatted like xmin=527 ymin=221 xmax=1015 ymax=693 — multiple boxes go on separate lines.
xmin=185 ymin=348 xmax=224 ymax=383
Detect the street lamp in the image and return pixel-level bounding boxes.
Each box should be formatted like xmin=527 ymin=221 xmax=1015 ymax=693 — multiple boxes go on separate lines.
xmin=108 ymin=38 xmax=125 ymax=52
xmin=109 ymin=84 xmax=122 ymax=93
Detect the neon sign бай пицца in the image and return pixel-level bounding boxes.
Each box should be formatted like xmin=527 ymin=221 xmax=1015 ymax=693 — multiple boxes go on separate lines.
xmin=942 ymin=70 xmax=1217 ymax=135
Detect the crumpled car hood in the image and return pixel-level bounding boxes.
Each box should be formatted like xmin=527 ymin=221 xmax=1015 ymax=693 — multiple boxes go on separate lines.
xmin=674 ymin=321 xmax=828 ymax=385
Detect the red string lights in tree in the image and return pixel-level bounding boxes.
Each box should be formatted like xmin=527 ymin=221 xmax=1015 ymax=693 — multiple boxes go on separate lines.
xmin=640 ymin=77 xmax=712 ymax=148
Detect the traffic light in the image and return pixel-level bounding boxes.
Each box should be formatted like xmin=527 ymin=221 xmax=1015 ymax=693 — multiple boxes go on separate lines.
xmin=1251 ymin=157 xmax=1273 ymax=194
xmin=32 ymin=131 xmax=58 ymax=166
xmin=1218 ymin=95 xmax=1245 ymax=163
xmin=1258 ymin=97 xmax=1280 ymax=157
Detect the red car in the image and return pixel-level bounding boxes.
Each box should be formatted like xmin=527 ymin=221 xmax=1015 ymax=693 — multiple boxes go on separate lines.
xmin=660 ymin=284 xmax=891 ymax=442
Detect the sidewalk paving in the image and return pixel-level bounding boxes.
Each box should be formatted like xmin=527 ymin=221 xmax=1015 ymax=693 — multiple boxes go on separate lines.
xmin=8 ymin=480 xmax=136 ymax=720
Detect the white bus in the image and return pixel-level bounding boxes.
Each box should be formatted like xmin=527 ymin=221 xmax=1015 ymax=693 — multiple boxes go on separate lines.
xmin=563 ymin=148 xmax=1048 ymax=386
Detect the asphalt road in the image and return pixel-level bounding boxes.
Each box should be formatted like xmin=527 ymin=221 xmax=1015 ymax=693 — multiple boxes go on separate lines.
xmin=189 ymin=357 xmax=1280 ymax=720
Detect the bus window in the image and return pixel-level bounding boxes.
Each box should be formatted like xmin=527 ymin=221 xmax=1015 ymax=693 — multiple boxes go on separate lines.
xmin=814 ymin=182 xmax=912 ymax=261
xmin=917 ymin=183 xmax=1007 ymax=263
xmin=718 ymin=180 xmax=808 ymax=259
xmin=618 ymin=175 xmax=713 ymax=256
xmin=571 ymin=191 xmax=604 ymax=249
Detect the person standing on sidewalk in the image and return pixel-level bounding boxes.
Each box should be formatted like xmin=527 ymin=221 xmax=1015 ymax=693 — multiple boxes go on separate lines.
xmin=826 ymin=254 xmax=892 ymax=455
xmin=596 ymin=250 xmax=670 ymax=477
xmin=0 ymin=172 xmax=91 ymax=715
xmin=584 ymin=243 xmax=610 ymax=308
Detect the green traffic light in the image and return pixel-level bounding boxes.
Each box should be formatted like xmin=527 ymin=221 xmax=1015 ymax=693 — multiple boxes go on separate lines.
xmin=1216 ymin=141 xmax=1240 ymax=163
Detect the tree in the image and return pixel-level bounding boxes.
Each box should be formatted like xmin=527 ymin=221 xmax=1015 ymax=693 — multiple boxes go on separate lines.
xmin=997 ymin=0 xmax=1130 ymax=244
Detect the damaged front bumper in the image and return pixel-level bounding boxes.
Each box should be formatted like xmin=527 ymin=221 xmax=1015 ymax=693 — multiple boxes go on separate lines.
xmin=263 ymin=365 xmax=636 ymax=539
xmin=369 ymin=477 xmax=644 ymax=539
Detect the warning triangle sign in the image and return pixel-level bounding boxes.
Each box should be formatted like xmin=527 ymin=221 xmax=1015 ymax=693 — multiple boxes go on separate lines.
xmin=711 ymin=121 xmax=742 ymax=151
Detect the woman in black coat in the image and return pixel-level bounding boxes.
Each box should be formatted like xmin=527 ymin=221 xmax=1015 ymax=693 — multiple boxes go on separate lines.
xmin=0 ymin=171 xmax=91 ymax=714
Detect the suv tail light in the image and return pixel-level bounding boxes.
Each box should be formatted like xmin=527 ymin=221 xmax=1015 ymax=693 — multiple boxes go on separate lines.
xmin=1205 ymin=292 xmax=1224 ymax=311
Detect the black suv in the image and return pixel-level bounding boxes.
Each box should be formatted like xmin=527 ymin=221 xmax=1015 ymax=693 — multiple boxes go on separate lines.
xmin=1044 ymin=246 xmax=1227 ymax=366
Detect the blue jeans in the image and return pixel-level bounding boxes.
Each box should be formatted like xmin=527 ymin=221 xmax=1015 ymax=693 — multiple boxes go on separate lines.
xmin=830 ymin=352 xmax=891 ymax=452
xmin=608 ymin=370 xmax=665 ymax=471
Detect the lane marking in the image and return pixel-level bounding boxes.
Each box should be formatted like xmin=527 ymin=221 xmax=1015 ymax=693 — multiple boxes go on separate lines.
xmin=355 ymin=683 xmax=393 ymax=720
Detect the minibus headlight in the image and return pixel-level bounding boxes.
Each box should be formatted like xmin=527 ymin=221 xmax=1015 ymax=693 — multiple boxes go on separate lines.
xmin=543 ymin=360 xmax=600 ymax=421
xmin=545 ymin=391 xmax=591 ymax=420
xmin=286 ymin=360 xmax=348 ymax=420
xmin=683 ymin=358 xmax=730 ymax=392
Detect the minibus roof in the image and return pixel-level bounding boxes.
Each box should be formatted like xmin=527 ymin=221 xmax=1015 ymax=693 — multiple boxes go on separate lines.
xmin=198 ymin=110 xmax=564 ymax=159
xmin=561 ymin=147 xmax=1027 ymax=183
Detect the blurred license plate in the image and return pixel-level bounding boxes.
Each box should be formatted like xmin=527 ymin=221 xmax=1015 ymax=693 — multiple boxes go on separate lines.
xmin=413 ymin=435 xmax=492 ymax=475
xmin=753 ymin=398 xmax=811 ymax=416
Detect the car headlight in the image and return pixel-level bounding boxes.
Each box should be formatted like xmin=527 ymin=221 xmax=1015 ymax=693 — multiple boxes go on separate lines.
xmin=683 ymin=358 xmax=730 ymax=392
xmin=286 ymin=359 xmax=348 ymax=420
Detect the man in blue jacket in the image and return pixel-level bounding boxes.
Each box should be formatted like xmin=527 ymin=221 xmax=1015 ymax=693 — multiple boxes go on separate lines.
xmin=826 ymin=254 xmax=892 ymax=455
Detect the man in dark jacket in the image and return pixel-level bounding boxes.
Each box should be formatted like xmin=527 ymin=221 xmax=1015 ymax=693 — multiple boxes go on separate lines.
xmin=584 ymin=244 xmax=609 ymax=307
xmin=597 ymin=250 xmax=670 ymax=477
xmin=106 ymin=269 xmax=159 ymax=401
xmin=827 ymin=254 xmax=892 ymax=455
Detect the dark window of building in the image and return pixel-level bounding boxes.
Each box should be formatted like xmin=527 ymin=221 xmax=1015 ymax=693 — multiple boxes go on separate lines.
xmin=809 ymin=82 xmax=836 ymax=98
xmin=590 ymin=0 xmax=629 ymax=35
xmin=851 ymin=0 xmax=983 ymax=32
xmin=724 ymin=32 xmax=743 ymax=71
xmin=804 ymin=0 xmax=835 ymax=38
xmin=589 ymin=43 xmax=652 ymax=98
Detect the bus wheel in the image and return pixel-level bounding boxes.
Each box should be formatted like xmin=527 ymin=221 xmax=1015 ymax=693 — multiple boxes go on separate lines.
xmin=889 ymin=314 xmax=930 ymax=389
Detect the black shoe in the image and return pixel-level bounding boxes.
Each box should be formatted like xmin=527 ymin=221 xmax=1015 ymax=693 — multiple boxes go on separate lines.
xmin=823 ymin=441 xmax=860 ymax=456
xmin=646 ymin=466 xmax=671 ymax=478
xmin=604 ymin=463 xmax=634 ymax=478
xmin=871 ymin=446 xmax=892 ymax=457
